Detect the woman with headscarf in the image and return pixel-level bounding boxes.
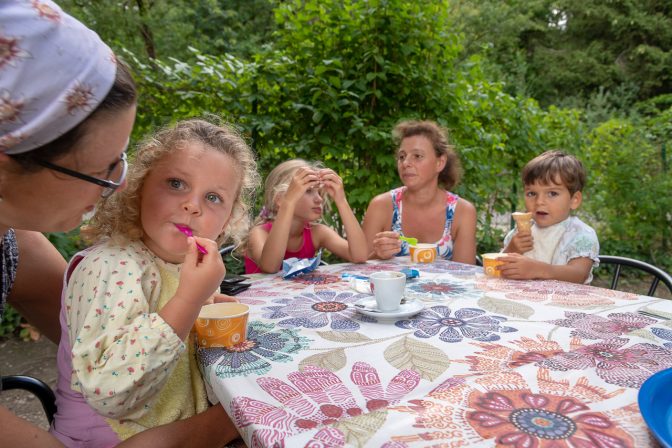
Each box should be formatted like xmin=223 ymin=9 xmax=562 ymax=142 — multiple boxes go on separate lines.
xmin=0 ymin=1 xmax=239 ymax=446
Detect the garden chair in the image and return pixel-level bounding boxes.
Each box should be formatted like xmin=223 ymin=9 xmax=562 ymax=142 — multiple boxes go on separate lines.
xmin=598 ymin=255 xmax=672 ymax=297
xmin=1 ymin=374 xmax=56 ymax=424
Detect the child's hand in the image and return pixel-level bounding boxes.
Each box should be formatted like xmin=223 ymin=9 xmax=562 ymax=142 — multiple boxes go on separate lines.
xmin=211 ymin=293 xmax=239 ymax=303
xmin=504 ymin=232 xmax=534 ymax=254
xmin=318 ymin=168 xmax=346 ymax=203
xmin=498 ymin=253 xmax=543 ymax=280
xmin=175 ymin=236 xmax=226 ymax=306
xmin=283 ymin=167 xmax=320 ymax=206
xmin=204 ymin=293 xmax=238 ymax=304
xmin=372 ymin=231 xmax=401 ymax=259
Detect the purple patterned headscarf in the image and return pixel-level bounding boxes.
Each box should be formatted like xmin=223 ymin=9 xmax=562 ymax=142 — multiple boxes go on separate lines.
xmin=0 ymin=0 xmax=117 ymax=154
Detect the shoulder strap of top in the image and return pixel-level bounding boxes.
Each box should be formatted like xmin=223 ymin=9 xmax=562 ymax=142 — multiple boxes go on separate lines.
xmin=444 ymin=191 xmax=459 ymax=220
xmin=302 ymin=225 xmax=316 ymax=257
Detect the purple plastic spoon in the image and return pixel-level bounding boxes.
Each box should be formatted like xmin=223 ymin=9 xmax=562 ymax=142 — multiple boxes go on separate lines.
xmin=175 ymin=224 xmax=208 ymax=254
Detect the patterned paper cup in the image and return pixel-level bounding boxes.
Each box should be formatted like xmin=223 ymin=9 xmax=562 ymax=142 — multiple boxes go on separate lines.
xmin=194 ymin=303 xmax=249 ymax=348
xmin=482 ymin=253 xmax=506 ymax=277
xmin=410 ymin=243 xmax=438 ymax=263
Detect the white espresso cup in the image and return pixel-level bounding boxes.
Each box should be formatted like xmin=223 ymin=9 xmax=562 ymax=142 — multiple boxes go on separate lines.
xmin=369 ymin=271 xmax=406 ymax=311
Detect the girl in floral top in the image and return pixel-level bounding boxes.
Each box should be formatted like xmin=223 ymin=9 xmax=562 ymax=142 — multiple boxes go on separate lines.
xmin=50 ymin=119 xmax=259 ymax=447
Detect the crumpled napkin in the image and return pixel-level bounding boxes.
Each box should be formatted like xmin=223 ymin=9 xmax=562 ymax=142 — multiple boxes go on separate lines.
xmin=282 ymin=250 xmax=322 ymax=279
xmin=347 ymin=277 xmax=372 ymax=294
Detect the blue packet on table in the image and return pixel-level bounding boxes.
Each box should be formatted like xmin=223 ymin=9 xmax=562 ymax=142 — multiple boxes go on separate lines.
xmin=400 ymin=268 xmax=420 ymax=279
xmin=282 ymin=250 xmax=322 ymax=279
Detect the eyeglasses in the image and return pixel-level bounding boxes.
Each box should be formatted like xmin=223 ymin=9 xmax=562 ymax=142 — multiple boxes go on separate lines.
xmin=36 ymin=152 xmax=128 ymax=198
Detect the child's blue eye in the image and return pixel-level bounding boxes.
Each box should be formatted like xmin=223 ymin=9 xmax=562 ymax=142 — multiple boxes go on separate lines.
xmin=168 ymin=178 xmax=184 ymax=189
xmin=206 ymin=193 xmax=222 ymax=204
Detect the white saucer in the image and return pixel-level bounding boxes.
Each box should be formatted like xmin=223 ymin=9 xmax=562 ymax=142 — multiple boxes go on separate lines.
xmin=353 ymin=297 xmax=424 ymax=319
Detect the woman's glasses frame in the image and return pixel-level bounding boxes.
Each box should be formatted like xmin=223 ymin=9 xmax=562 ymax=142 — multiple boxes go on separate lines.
xmin=35 ymin=152 xmax=128 ymax=198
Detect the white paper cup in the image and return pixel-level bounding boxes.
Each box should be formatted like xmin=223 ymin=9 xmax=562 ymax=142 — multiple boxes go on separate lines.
xmin=369 ymin=271 xmax=406 ymax=311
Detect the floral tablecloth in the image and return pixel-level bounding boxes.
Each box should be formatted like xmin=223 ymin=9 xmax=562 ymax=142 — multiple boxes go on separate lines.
xmin=199 ymin=258 xmax=672 ymax=447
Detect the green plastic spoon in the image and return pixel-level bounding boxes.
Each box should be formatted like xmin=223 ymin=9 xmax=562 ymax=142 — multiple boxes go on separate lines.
xmin=399 ymin=236 xmax=418 ymax=246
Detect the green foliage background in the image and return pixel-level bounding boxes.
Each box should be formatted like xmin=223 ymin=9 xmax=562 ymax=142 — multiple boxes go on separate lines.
xmin=5 ymin=0 xmax=670 ymax=337
xmin=62 ymin=0 xmax=672 ymax=268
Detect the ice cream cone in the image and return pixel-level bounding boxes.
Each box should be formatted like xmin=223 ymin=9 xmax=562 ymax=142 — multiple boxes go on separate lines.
xmin=512 ymin=212 xmax=533 ymax=234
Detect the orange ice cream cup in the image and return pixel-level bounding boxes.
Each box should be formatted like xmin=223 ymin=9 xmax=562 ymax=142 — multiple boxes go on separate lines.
xmin=482 ymin=253 xmax=506 ymax=277
xmin=194 ymin=303 xmax=249 ymax=348
xmin=410 ymin=243 xmax=438 ymax=263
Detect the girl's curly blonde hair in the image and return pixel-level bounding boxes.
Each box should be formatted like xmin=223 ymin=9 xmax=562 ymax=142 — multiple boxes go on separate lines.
xmin=84 ymin=118 xmax=259 ymax=249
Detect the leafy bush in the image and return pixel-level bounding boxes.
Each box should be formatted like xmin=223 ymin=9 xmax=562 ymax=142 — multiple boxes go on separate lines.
xmin=0 ymin=306 xmax=22 ymax=338
xmin=6 ymin=0 xmax=671 ymax=338
xmin=119 ymin=0 xmax=672 ymax=269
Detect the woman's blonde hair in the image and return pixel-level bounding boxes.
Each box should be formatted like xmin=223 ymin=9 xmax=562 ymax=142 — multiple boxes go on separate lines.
xmin=85 ymin=118 xmax=259 ymax=248
xmin=255 ymin=158 xmax=325 ymax=224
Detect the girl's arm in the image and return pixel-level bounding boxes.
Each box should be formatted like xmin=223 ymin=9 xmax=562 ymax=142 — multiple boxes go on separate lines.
xmin=361 ymin=193 xmax=400 ymax=259
xmin=450 ymin=198 xmax=477 ymax=265
xmin=317 ymin=169 xmax=368 ymax=263
xmin=0 ymin=406 xmax=65 ymax=448
xmin=118 ymin=404 xmax=239 ymax=448
xmin=249 ymin=168 xmax=320 ymax=273
xmin=498 ymin=253 xmax=593 ymax=284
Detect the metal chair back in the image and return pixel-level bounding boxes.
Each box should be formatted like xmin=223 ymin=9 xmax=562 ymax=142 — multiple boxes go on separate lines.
xmin=1 ymin=375 xmax=56 ymax=424
xmin=598 ymin=255 xmax=672 ymax=297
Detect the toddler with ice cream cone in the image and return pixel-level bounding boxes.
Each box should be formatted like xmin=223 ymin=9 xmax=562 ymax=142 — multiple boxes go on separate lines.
xmin=498 ymin=150 xmax=599 ymax=284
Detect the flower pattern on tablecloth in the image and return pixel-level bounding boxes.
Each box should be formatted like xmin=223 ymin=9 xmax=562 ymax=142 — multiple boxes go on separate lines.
xmin=395 ymin=306 xmax=517 ymax=343
xmin=540 ymin=337 xmax=672 ymax=388
xmin=230 ymin=362 xmax=421 ymax=448
xmin=462 ymin=335 xmax=568 ymax=372
xmin=234 ymin=284 xmax=291 ymax=306
xmin=334 ymin=262 xmax=407 ymax=275
xmin=651 ymin=327 xmax=672 ymax=349
xmin=289 ymin=271 xmax=342 ymax=285
xmin=200 ymin=258 xmax=667 ymax=446
xmin=198 ymin=322 xmax=311 ymax=378
xmin=550 ymin=311 xmax=656 ymax=340
xmin=406 ymin=279 xmax=482 ymax=301
xmin=467 ymin=390 xmax=632 ymax=447
xmin=391 ymin=370 xmax=636 ymax=447
xmin=476 ymin=278 xmax=639 ymax=308
xmin=411 ymin=259 xmax=481 ymax=276
xmin=263 ymin=290 xmax=370 ymax=331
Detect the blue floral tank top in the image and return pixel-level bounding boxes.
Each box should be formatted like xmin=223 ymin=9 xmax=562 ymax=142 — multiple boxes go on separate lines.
xmin=390 ymin=187 xmax=459 ymax=260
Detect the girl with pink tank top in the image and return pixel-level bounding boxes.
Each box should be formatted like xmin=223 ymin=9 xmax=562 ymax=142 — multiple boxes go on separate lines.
xmin=244 ymin=159 xmax=368 ymax=274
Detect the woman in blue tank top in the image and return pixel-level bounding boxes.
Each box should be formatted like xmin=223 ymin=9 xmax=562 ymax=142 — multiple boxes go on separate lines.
xmin=362 ymin=120 xmax=477 ymax=264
